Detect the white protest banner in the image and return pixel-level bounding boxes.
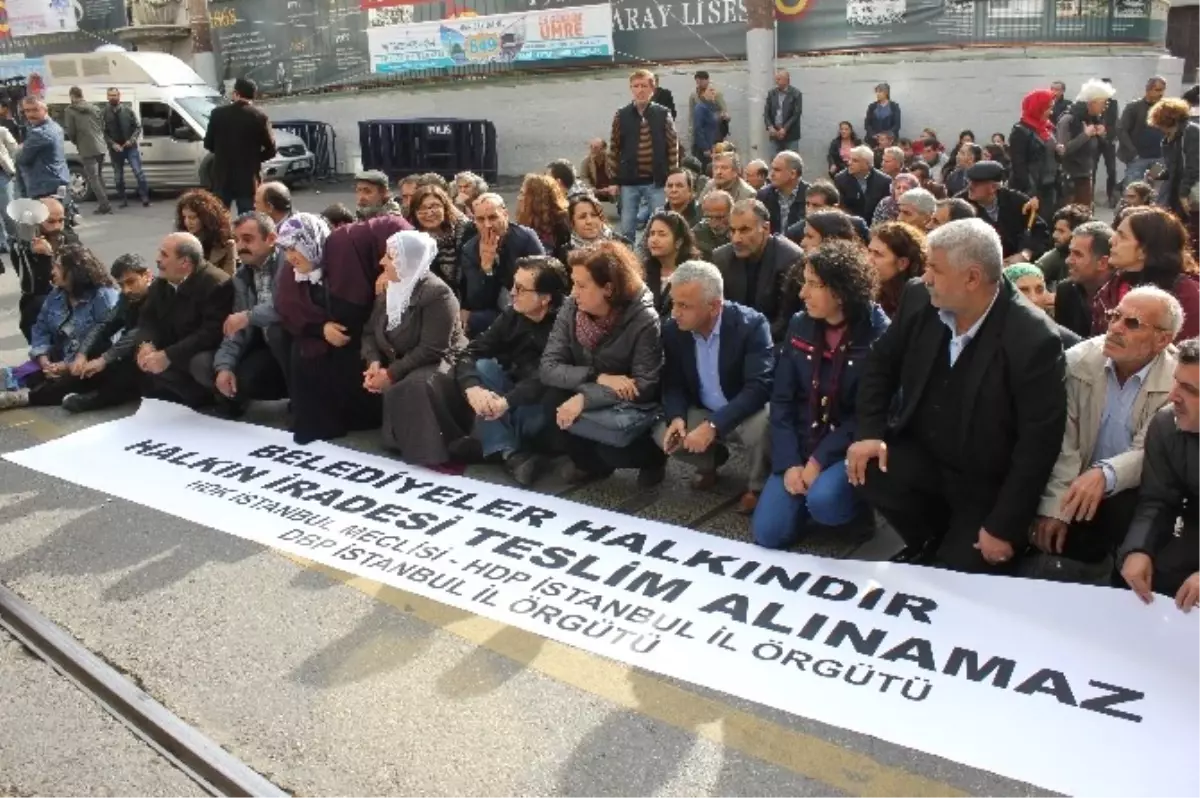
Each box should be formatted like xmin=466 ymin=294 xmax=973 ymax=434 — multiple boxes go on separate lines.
xmin=368 ymin=4 xmax=613 ymax=75
xmin=5 ymin=400 xmax=1197 ymax=797
xmin=4 ymin=0 xmax=78 ymax=38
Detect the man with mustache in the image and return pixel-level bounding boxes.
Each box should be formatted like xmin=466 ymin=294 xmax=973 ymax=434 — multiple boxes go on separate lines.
xmin=1032 ymin=286 xmax=1181 ymax=582
xmin=7 ymin=197 xmax=79 ymax=343
xmin=206 ymin=212 xmax=289 ymax=417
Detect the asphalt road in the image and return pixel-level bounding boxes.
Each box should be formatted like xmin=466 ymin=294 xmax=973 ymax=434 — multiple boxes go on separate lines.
xmin=0 ymin=184 xmax=1044 ymax=796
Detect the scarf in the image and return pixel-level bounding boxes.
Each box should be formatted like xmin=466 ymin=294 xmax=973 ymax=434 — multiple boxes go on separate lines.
xmin=570 ymin=225 xmax=615 ymax=252
xmin=1020 ymin=89 xmax=1056 ymax=142
xmin=295 ymin=268 xmax=323 ymax=284
xmin=575 ymin=306 xmax=618 ymax=350
xmin=384 ymin=230 xmax=437 ymax=331
xmin=276 ymin=212 xmax=331 ymax=268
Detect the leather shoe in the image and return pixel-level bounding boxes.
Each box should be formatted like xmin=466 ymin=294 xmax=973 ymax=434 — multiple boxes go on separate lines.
xmin=690 ymin=470 xmax=717 ymax=490
xmin=889 ymin=539 xmax=937 ymax=564
xmin=735 ymin=490 xmax=759 ymax=515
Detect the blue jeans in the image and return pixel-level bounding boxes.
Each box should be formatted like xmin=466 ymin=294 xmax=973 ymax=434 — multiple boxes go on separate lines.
xmin=0 ymin=173 xmax=14 ymax=251
xmin=619 ymin=184 xmax=664 ymax=242
xmin=110 ymin=146 xmax=148 ymax=202
xmin=775 ymin=138 xmax=801 ymax=155
xmin=751 ymin=459 xmax=860 ymax=549
xmin=1123 ymin=156 xmax=1160 ymax=188
xmin=472 ymin=358 xmax=548 ymax=457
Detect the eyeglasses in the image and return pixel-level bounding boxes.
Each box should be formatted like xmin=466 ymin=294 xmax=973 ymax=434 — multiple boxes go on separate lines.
xmin=511 ymin=285 xmax=538 ymax=296
xmin=1105 ymin=308 xmax=1166 ymax=332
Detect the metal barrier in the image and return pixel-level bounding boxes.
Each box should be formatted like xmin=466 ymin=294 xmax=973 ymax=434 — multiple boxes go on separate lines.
xmin=272 ymin=120 xmax=338 ymax=180
xmin=358 ymin=118 xmax=498 ymax=183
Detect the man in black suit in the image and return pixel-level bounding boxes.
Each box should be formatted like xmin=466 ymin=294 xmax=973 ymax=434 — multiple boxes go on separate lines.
xmin=203 ymin=77 xmax=276 ymax=214
xmin=1056 ymin=221 xmax=1114 ymax=339
xmin=711 ymin=199 xmax=804 ymax=342
xmin=960 ymin=160 xmax=1050 ymax=263
xmin=847 ymin=218 xmax=1067 ymax=573
xmin=757 ymin=150 xmax=808 ymax=235
xmin=833 ymin=145 xmax=891 ymax=222
xmin=655 ymin=261 xmax=774 ymax=506
xmin=136 ymin=232 xmax=235 ymax=407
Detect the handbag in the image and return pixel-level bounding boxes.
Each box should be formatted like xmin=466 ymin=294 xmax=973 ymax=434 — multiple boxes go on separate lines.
xmin=569 ymin=401 xmax=662 ymax=448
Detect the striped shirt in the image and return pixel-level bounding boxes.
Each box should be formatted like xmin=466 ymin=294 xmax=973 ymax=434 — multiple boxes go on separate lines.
xmin=608 ymin=104 xmax=679 ymax=184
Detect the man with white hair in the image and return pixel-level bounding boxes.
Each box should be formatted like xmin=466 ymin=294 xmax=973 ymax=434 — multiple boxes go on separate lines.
xmin=833 ymin=144 xmax=892 ymax=222
xmin=134 ymin=231 xmax=234 ymax=407
xmin=1057 ymin=78 xmax=1117 ymax=206
xmin=1031 ymin=285 xmax=1180 ymax=582
xmin=847 ymin=218 xmax=1067 ymax=573
xmin=896 ymin=186 xmax=936 ymax=229
xmin=757 ymin=150 xmax=808 ymax=234
xmin=655 ymin=261 xmax=774 ymax=499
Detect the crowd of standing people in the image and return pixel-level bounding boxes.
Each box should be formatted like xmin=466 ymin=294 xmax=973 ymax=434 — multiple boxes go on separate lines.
xmin=0 ymin=69 xmax=1197 ymax=613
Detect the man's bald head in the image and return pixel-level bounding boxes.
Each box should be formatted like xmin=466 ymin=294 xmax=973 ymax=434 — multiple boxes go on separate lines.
xmin=157 ymin=231 xmax=204 ymax=284
xmin=39 ymin=198 xmax=66 ymax=236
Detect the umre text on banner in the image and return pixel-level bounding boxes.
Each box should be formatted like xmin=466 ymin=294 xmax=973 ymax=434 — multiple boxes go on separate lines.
xmin=4 ymin=399 xmax=1197 ymax=798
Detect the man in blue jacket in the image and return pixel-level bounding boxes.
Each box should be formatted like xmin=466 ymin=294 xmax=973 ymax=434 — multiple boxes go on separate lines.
xmin=654 ymin=260 xmax=774 ymax=510
xmin=16 ymin=97 xmax=69 ymax=200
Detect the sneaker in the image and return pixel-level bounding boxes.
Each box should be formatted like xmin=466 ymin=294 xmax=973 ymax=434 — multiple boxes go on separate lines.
xmin=0 ymin=388 xmax=31 ymax=410
xmin=61 ymin=391 xmax=102 ymax=412
xmin=504 ymin=451 xmax=542 ymax=486
xmin=637 ymin=463 xmax=666 ymax=488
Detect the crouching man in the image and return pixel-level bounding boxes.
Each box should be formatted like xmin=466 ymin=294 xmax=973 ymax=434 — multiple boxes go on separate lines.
xmin=64 ymin=254 xmax=153 ymax=413
xmin=655 ymin=260 xmax=773 ymax=508
xmin=135 ymin=232 xmax=233 ymax=407
xmin=1030 ymin=286 xmax=1180 ymax=582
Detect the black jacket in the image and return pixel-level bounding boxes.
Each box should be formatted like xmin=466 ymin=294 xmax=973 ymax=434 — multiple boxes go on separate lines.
xmin=711 ymin=235 xmax=804 ymax=343
xmin=203 ymin=100 xmax=276 ymax=197
xmin=1053 ymin=280 xmax=1093 ymax=340
xmin=459 ymin=223 xmax=544 ymax=314
xmin=135 ymin=262 xmax=234 ymax=367
xmin=652 ymin=86 xmax=677 ymax=119
xmin=863 ymin=100 xmax=901 ymax=142
xmin=81 ymin=292 xmax=143 ymax=364
xmin=455 ymin=304 xmax=559 ymax=407
xmin=101 ymin=103 xmax=140 ymax=148
xmin=962 ymin=185 xmax=1050 ymax=260
xmin=10 ymin=229 xmax=79 ymax=298
xmin=757 ymin=182 xmax=809 ymax=235
xmin=1117 ymin=406 xmax=1198 ymax=571
xmin=833 ymin=167 xmax=892 ymax=222
xmin=856 ymin=278 xmax=1067 ymax=545
xmin=1008 ymin=121 xmax=1059 ymax=195
xmin=1117 ymin=97 xmax=1164 ymax=163
xmin=1162 ymin=121 xmax=1200 ymax=216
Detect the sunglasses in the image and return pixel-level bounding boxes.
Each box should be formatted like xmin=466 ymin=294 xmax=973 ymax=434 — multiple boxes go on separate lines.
xmin=1105 ymin=308 xmax=1165 ymax=332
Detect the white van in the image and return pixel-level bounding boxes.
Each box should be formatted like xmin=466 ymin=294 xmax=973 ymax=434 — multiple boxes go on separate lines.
xmin=41 ymin=51 xmax=314 ymax=201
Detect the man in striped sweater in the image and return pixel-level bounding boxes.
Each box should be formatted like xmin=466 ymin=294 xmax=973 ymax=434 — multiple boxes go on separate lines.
xmin=608 ymin=68 xmax=679 ymax=242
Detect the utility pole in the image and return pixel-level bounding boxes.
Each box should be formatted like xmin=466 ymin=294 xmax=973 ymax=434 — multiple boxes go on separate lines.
xmin=745 ymin=0 xmax=775 ymax=159
xmin=187 ymin=0 xmax=219 ymax=88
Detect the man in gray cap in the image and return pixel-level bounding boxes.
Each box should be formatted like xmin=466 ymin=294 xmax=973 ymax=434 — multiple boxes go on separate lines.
xmin=960 ymin=160 xmax=1049 ymax=264
xmin=354 ymin=170 xmax=403 ymax=220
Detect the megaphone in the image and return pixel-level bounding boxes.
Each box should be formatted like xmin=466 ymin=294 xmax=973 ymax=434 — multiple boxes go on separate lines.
xmin=6 ymin=198 xmax=48 ymax=243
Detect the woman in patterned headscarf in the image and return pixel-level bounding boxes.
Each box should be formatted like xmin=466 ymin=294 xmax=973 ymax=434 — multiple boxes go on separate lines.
xmin=362 ymin=230 xmax=469 ymax=465
xmin=274 ymin=212 xmax=382 ymax=444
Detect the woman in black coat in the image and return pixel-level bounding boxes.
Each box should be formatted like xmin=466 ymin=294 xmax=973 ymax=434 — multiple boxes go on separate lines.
xmin=863 ymin=83 xmax=901 ymax=146
xmin=827 ymin=121 xmax=861 ymax=177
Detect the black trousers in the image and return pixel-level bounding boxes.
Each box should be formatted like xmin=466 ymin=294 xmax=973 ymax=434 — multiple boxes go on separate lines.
xmin=1093 ymin=138 xmax=1118 ymax=200
xmin=141 ymin=351 xmax=218 ymax=408
xmin=18 ymin=292 xmax=45 ymax=344
xmin=1061 ymin=489 xmax=1140 ymax=564
xmin=542 ymin=387 xmax=666 ymax=475
xmin=856 ymin=435 xmax=1017 ymax=574
xmin=26 ymin=358 xmax=140 ymax=408
xmin=192 ymin=339 xmax=288 ymax=410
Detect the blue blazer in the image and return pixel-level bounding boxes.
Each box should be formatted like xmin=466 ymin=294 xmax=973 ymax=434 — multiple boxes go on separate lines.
xmin=662 ymin=300 xmax=774 ymax=437
xmin=770 ymin=303 xmax=890 ymax=473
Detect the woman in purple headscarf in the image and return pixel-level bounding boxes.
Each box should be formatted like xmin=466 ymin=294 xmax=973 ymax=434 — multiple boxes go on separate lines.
xmin=274 ymin=212 xmax=382 ymax=444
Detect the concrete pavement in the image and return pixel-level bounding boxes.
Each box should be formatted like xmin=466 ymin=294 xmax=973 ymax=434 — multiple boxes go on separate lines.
xmin=0 ymin=186 xmax=1045 ymax=796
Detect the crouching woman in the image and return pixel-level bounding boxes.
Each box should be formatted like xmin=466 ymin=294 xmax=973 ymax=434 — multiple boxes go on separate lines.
xmin=752 ymin=240 xmax=889 ymax=549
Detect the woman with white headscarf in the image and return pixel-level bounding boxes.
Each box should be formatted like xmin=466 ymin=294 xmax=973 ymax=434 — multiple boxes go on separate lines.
xmin=362 ymin=229 xmax=469 ymax=465
xmin=275 ymin=212 xmax=382 ymax=444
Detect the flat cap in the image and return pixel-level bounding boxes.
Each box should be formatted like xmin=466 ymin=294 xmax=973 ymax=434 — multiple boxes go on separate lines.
xmin=354 ymin=169 xmax=390 ymax=188
xmin=966 ymin=160 xmax=1005 ymax=182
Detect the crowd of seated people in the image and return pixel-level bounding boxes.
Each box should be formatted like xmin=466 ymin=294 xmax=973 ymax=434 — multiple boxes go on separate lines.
xmin=2 ymin=67 xmax=1197 ymax=612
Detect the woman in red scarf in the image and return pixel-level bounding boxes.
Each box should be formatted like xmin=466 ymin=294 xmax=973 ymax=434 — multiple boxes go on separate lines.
xmin=1009 ymin=88 xmax=1062 ymax=224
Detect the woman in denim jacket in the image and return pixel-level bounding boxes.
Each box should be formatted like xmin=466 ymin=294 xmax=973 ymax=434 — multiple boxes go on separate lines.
xmin=0 ymin=245 xmax=118 ymax=410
